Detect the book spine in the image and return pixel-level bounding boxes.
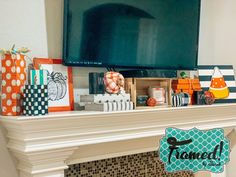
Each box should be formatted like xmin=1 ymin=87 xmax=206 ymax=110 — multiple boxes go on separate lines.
xmin=80 ymin=94 xmax=131 ymax=103
xmin=80 ymin=95 xmax=94 ymax=103
xmin=84 ymin=101 xmax=134 ymax=112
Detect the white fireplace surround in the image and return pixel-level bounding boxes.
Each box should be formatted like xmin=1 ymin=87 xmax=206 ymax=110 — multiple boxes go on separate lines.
xmin=1 ymin=104 xmax=236 ymax=177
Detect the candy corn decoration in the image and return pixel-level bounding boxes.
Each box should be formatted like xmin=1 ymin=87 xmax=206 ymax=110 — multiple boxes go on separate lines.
xmin=209 ymin=67 xmax=229 ymax=99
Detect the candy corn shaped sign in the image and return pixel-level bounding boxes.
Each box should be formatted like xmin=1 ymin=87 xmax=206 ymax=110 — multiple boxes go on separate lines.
xmin=209 ymin=67 xmax=230 ymax=99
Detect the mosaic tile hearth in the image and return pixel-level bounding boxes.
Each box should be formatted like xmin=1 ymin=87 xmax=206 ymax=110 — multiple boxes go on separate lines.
xmin=65 ymin=151 xmax=193 ymax=177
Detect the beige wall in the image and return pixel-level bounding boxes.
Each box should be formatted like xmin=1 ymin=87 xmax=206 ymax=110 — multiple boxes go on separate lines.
xmin=1 ymin=0 xmax=236 ymax=88
xmin=0 ymin=1 xmax=48 ymax=177
xmin=199 ymin=0 xmax=236 ymax=67
xmin=1 ymin=0 xmax=236 ymax=177
xmin=43 ymin=0 xmax=236 ymax=68
xmin=0 ymin=0 xmax=48 ymax=59
xmin=44 ymin=0 xmax=105 ymax=89
xmin=44 ymin=0 xmax=236 ymax=88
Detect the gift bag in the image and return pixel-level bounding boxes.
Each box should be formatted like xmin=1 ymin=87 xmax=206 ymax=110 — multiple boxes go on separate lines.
xmin=23 ymin=85 xmax=48 ymax=116
xmin=23 ymin=69 xmax=48 ymax=116
xmin=1 ymin=54 xmax=26 ymax=116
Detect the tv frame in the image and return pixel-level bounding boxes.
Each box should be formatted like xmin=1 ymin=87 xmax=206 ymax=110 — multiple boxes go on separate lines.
xmin=63 ymin=0 xmax=201 ymax=70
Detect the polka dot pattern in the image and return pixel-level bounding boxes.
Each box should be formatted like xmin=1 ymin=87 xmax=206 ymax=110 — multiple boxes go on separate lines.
xmin=7 ymin=99 xmax=12 ymax=106
xmin=12 ymin=93 xmax=16 ymax=99
xmin=11 ymin=80 xmax=16 ymax=86
xmin=2 ymin=67 xmax=6 ymax=73
xmin=2 ymin=94 xmax=6 ymax=99
xmin=6 ymin=73 xmax=11 ymax=80
xmin=11 ymin=67 xmax=16 ymax=73
xmin=23 ymin=85 xmax=48 ymax=116
xmin=2 ymin=80 xmax=6 ymax=86
xmin=12 ymin=106 xmax=17 ymax=113
xmin=1 ymin=54 xmax=26 ymax=116
xmin=211 ymin=78 xmax=227 ymax=88
xmin=7 ymin=86 xmax=12 ymax=93
xmin=6 ymin=60 xmax=11 ymax=66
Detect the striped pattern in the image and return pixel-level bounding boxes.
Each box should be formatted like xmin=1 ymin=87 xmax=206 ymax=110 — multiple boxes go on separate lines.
xmin=172 ymin=94 xmax=182 ymax=107
xmin=172 ymin=93 xmax=190 ymax=107
xmin=198 ymin=65 xmax=236 ymax=103
xmin=181 ymin=93 xmax=191 ymax=106
xmin=30 ymin=70 xmax=47 ymax=85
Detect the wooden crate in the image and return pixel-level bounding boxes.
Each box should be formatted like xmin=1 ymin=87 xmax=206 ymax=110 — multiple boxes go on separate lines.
xmin=125 ymin=78 xmax=172 ymax=109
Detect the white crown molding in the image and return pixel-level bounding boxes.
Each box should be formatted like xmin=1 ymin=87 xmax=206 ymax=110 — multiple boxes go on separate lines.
xmin=1 ymin=104 xmax=236 ymax=177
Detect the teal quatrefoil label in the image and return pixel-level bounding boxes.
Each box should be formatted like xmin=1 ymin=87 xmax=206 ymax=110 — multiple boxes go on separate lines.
xmin=159 ymin=128 xmax=230 ymax=173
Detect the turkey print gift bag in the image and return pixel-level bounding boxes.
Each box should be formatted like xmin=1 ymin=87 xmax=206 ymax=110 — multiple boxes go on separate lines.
xmin=33 ymin=58 xmax=74 ymax=112
xmin=1 ymin=54 xmax=26 ymax=116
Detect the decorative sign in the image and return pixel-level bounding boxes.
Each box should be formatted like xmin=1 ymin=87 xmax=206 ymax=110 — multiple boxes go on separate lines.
xmin=159 ymin=128 xmax=230 ymax=173
xmin=198 ymin=65 xmax=236 ymax=103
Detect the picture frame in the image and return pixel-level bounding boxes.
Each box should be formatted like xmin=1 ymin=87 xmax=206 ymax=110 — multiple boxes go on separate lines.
xmin=33 ymin=58 xmax=74 ymax=112
xmin=198 ymin=65 xmax=236 ymax=103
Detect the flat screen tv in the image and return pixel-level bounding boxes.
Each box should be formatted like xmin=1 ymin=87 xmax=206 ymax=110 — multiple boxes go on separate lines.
xmin=63 ymin=0 xmax=201 ymax=69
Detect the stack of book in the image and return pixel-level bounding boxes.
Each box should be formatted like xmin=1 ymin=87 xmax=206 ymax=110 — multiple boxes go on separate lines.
xmin=172 ymin=79 xmax=202 ymax=104
xmin=80 ymin=93 xmax=134 ymax=112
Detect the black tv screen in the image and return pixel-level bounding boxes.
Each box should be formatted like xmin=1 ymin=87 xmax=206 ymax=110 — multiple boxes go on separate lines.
xmin=63 ymin=0 xmax=201 ymax=69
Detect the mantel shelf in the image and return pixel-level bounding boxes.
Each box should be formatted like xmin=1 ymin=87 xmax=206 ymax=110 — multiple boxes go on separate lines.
xmin=1 ymin=104 xmax=236 ymax=177
xmin=2 ymin=103 xmax=236 ymax=120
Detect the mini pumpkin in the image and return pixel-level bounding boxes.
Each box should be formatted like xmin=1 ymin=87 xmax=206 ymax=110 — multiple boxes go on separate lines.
xmin=204 ymin=91 xmax=215 ymax=105
xmin=147 ymin=97 xmax=157 ymax=107
xmin=104 ymin=72 xmax=125 ymax=94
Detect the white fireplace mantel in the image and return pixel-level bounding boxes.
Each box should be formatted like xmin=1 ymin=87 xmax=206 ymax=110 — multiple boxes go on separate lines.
xmin=1 ymin=104 xmax=236 ymax=177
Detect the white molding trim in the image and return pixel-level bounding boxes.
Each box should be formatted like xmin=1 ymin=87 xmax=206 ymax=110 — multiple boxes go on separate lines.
xmin=1 ymin=104 xmax=236 ymax=177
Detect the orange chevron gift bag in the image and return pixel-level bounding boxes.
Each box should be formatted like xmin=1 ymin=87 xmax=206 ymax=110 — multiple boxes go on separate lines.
xmin=1 ymin=54 xmax=26 ymax=116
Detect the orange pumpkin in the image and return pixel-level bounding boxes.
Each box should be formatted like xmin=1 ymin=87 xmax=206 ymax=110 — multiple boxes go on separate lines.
xmin=147 ymin=97 xmax=157 ymax=107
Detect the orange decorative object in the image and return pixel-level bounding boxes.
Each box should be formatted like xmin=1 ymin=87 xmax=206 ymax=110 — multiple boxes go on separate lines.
xmin=172 ymin=78 xmax=202 ymax=105
xmin=209 ymin=67 xmax=229 ymax=99
xmin=1 ymin=54 xmax=26 ymax=116
xmin=147 ymin=97 xmax=157 ymax=107
xmin=204 ymin=91 xmax=215 ymax=105
xmin=104 ymin=72 xmax=125 ymax=94
xmin=172 ymin=79 xmax=201 ymax=90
